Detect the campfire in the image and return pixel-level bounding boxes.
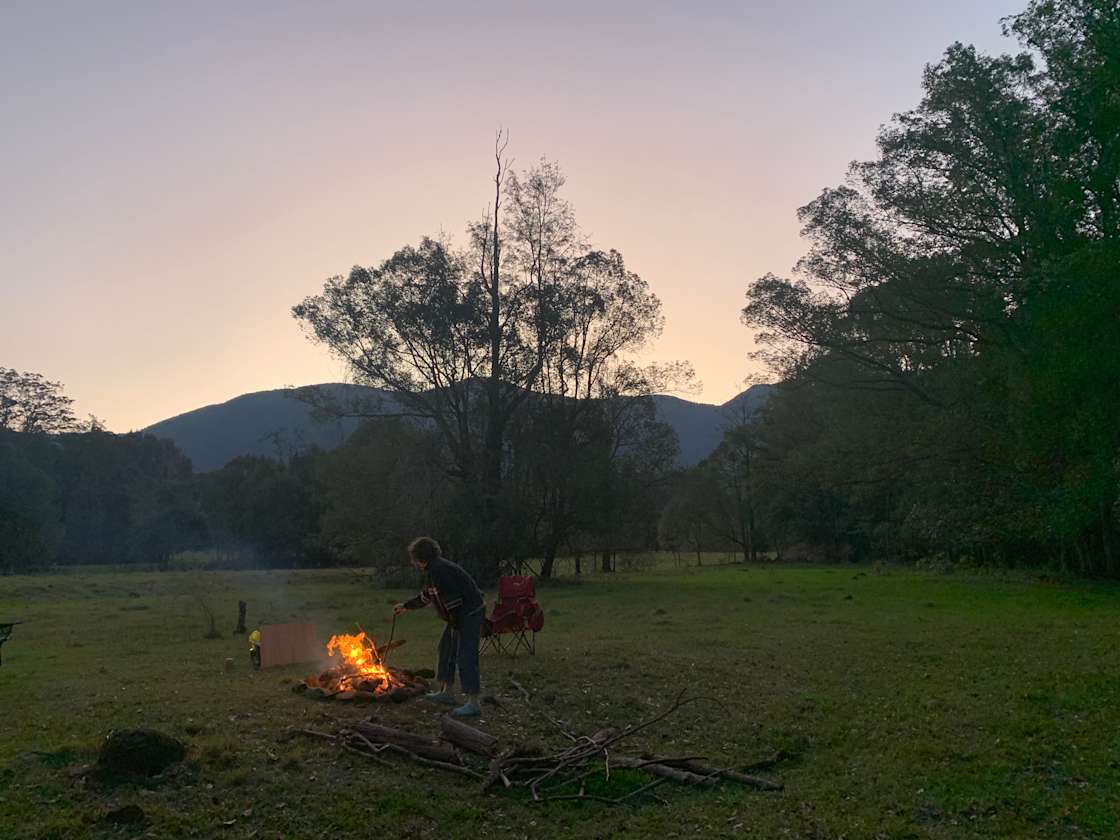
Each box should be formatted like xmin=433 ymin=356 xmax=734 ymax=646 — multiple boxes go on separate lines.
xmin=294 ymin=631 xmax=430 ymax=702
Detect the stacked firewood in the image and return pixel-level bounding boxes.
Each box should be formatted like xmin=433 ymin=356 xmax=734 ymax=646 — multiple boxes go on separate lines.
xmin=289 ymin=689 xmax=785 ymax=805
xmin=291 ymin=666 xmax=430 ymax=702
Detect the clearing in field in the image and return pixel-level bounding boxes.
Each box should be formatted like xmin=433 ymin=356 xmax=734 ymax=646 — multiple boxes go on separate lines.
xmin=2 ymin=562 xmax=1119 ymax=839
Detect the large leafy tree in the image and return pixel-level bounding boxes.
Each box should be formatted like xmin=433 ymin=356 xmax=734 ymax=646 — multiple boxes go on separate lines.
xmin=294 ymin=147 xmax=676 ymax=577
xmin=742 ymin=0 xmax=1120 ymax=571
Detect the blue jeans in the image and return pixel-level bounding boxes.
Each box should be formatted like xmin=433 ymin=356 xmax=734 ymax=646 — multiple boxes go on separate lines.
xmin=436 ymin=608 xmax=482 ymax=695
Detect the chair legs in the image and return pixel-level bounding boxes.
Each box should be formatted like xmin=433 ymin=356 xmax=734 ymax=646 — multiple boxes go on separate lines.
xmin=480 ymin=629 xmax=536 ymax=657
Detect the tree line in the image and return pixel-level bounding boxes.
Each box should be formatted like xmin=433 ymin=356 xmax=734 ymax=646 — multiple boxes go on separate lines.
xmin=0 ymin=369 xmax=680 ymax=577
xmin=3 ymin=0 xmax=1116 ymax=578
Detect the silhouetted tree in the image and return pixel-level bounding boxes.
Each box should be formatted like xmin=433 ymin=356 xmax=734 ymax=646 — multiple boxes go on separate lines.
xmin=293 ymin=145 xmax=678 ymax=578
xmin=742 ymin=0 xmax=1120 ymax=573
xmin=0 ymin=368 xmax=77 ymax=434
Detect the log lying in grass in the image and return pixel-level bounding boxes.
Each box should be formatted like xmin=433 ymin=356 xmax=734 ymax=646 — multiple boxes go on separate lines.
xmin=440 ymin=716 xmax=498 ymax=757
xmin=350 ymin=722 xmax=461 ymax=765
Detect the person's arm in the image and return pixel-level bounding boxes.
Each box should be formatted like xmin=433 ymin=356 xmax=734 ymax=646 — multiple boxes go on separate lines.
xmin=394 ymin=588 xmax=430 ymax=615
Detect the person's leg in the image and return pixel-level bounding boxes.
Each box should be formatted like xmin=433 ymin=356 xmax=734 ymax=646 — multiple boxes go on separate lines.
xmin=452 ymin=611 xmax=482 ymax=716
xmin=426 ymin=624 xmax=457 ymax=704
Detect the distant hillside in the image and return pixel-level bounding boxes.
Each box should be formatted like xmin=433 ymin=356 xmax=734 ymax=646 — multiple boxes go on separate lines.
xmin=655 ymin=385 xmax=774 ymax=466
xmin=143 ymin=385 xmax=382 ymax=472
xmin=144 ymin=383 xmax=772 ymax=472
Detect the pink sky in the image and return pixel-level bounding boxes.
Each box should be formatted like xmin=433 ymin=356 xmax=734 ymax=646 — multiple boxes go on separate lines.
xmin=1 ymin=1 xmax=1023 ymax=431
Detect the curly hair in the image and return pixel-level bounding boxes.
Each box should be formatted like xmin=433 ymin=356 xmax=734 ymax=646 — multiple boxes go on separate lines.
xmin=407 ymin=536 xmax=441 ymax=563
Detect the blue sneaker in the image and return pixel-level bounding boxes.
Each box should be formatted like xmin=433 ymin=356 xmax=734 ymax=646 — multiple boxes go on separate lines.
xmin=424 ymin=690 xmax=457 ymax=705
xmin=451 ymin=701 xmax=481 ymax=717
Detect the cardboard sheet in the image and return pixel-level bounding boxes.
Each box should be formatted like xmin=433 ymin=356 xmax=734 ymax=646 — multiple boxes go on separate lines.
xmin=259 ymin=622 xmax=320 ymax=668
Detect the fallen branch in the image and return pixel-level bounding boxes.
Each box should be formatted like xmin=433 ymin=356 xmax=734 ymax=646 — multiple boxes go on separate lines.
xmin=351 ymin=722 xmax=461 ymax=765
xmin=643 ymin=754 xmax=784 ymax=791
xmin=283 ymin=727 xmax=338 ymax=743
xmin=613 ymin=757 xmax=718 ymax=787
xmin=366 ymin=740 xmax=484 ymax=779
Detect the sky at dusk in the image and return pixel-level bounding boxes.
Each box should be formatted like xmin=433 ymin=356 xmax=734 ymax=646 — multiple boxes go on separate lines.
xmin=1 ymin=0 xmax=1025 ymax=432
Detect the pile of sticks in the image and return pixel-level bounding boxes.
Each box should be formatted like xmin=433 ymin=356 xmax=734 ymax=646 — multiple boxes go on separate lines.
xmin=288 ymin=687 xmax=784 ymax=805
xmin=480 ymin=687 xmax=784 ymax=804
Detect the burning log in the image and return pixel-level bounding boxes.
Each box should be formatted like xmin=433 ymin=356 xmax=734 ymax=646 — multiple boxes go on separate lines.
xmin=350 ymin=722 xmax=462 ymax=765
xmin=439 ymin=716 xmax=498 ymax=757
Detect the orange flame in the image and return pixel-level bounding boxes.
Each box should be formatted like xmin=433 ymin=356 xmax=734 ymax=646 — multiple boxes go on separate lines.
xmin=325 ymin=631 xmax=397 ymax=692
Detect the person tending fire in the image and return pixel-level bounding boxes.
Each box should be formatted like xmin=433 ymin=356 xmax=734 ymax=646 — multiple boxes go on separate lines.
xmin=393 ymin=536 xmax=484 ymax=717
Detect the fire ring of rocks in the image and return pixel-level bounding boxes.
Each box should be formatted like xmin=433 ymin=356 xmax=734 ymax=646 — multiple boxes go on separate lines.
xmin=291 ymin=631 xmax=431 ymax=703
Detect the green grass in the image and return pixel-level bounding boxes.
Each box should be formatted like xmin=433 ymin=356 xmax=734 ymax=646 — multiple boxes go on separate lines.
xmin=2 ymin=561 xmax=1119 ymax=838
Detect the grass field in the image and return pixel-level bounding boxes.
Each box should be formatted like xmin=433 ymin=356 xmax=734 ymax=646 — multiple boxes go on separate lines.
xmin=2 ymin=560 xmax=1119 ymax=839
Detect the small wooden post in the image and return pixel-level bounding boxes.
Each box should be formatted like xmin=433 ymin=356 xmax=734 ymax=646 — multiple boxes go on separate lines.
xmin=234 ymin=601 xmax=247 ymax=635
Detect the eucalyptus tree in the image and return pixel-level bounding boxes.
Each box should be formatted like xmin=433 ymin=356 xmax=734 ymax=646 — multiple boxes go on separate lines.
xmin=294 ymin=143 xmax=676 ymax=576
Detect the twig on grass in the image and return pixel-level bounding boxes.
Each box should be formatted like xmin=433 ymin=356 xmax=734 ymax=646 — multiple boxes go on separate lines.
xmin=741 ymin=750 xmax=791 ymax=772
xmin=341 ymin=729 xmax=483 ymax=780
xmin=341 ymin=743 xmax=395 ymax=768
xmin=283 ymin=727 xmax=338 ymax=743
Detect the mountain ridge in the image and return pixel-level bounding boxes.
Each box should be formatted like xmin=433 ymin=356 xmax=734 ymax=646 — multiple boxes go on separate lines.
xmin=143 ymin=383 xmax=772 ymax=472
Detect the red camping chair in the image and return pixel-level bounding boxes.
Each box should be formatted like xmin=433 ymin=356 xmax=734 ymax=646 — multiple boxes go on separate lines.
xmin=482 ymin=576 xmax=544 ymax=656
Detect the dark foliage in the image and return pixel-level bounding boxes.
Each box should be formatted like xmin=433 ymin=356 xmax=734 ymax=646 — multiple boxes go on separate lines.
xmin=740 ymin=0 xmax=1120 ymax=574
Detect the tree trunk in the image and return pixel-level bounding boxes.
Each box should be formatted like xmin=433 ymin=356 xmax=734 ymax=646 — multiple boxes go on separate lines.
xmin=574 ymin=552 xmax=582 ymax=576
xmin=600 ymin=549 xmax=613 ymax=573
xmin=746 ymin=505 xmax=755 ymax=563
xmin=539 ymin=540 xmax=559 ymax=580
xmin=1101 ymin=503 xmax=1114 ymax=575
xmin=234 ymin=600 xmax=247 ymax=635
xmin=481 ymin=140 xmax=506 ymax=582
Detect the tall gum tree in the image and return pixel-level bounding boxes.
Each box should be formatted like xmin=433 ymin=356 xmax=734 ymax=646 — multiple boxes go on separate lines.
xmin=293 ymin=140 xmax=684 ymax=577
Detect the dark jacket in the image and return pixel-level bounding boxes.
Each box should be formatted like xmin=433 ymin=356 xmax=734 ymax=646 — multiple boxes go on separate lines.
xmin=402 ymin=556 xmax=484 ymax=624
